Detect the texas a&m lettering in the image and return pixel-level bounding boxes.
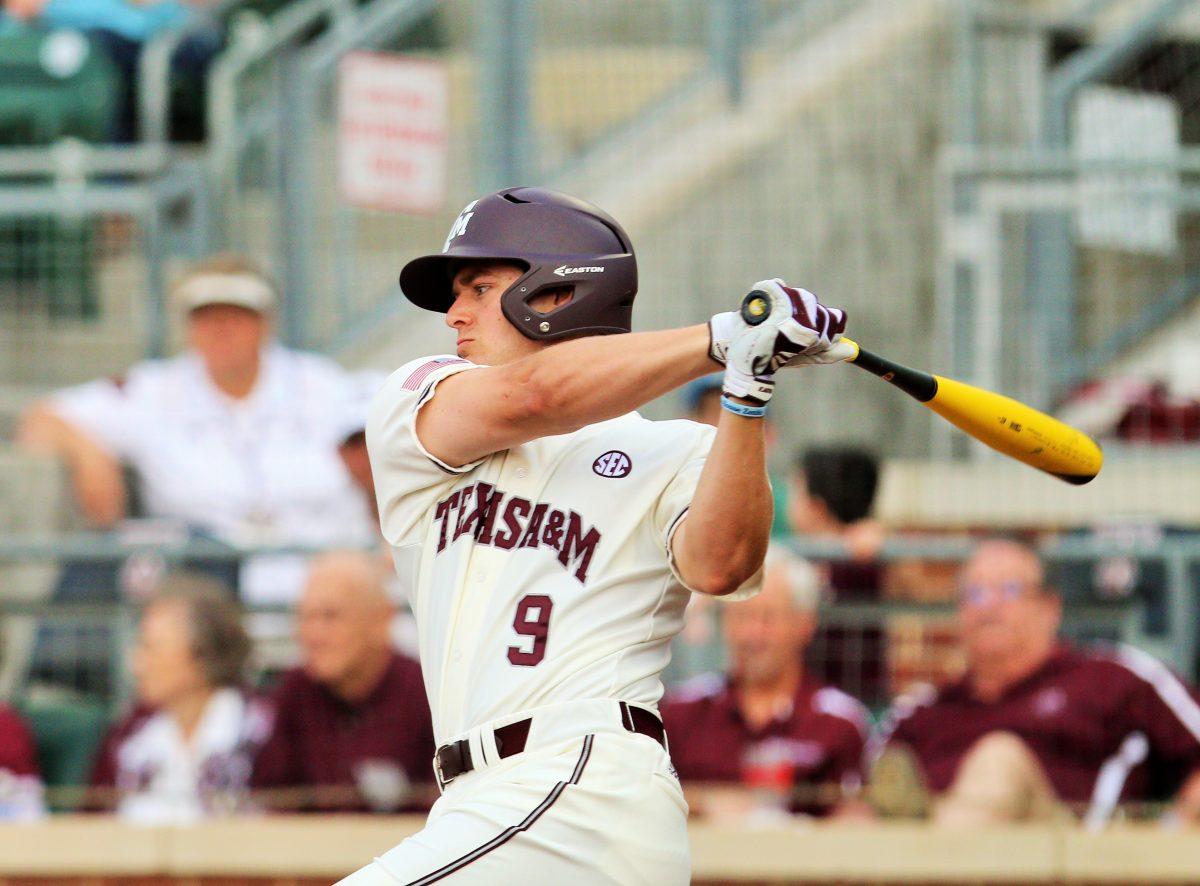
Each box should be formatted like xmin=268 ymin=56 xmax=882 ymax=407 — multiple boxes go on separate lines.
xmin=432 ymin=483 xmax=601 ymax=583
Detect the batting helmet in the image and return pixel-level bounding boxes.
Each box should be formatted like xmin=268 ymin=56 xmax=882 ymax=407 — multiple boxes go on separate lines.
xmin=399 ymin=187 xmax=637 ymax=341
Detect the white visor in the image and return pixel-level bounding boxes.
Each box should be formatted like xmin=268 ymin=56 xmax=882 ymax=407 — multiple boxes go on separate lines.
xmin=178 ymin=273 xmax=276 ymax=314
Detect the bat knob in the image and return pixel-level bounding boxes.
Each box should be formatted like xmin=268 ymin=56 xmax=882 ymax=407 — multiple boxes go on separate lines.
xmin=740 ymin=290 xmax=770 ymax=326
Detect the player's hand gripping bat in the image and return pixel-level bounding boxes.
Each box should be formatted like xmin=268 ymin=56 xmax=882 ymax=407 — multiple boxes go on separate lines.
xmin=739 ymin=291 xmax=1104 ymax=485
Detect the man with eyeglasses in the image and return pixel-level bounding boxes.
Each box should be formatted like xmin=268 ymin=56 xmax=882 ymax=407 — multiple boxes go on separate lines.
xmin=870 ymin=538 xmax=1200 ymax=826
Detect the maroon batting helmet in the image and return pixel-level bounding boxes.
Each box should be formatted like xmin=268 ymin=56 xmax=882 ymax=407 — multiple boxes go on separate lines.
xmin=399 ymin=187 xmax=637 ymax=341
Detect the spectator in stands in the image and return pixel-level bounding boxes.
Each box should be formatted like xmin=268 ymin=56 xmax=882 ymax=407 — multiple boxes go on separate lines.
xmin=89 ymin=577 xmax=266 ymax=823
xmin=16 ymin=254 xmax=378 ymax=609
xmin=0 ymin=686 xmax=44 ymax=819
xmin=662 ymin=546 xmax=870 ymax=820
xmin=789 ymin=445 xmax=888 ymax=704
xmin=871 ymin=538 xmax=1200 ymax=826
xmin=250 ymin=550 xmax=435 ymax=812
xmin=0 ymin=613 xmax=42 ymax=816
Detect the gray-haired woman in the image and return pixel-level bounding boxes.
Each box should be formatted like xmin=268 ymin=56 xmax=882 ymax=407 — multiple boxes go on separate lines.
xmin=88 ymin=576 xmax=270 ymax=823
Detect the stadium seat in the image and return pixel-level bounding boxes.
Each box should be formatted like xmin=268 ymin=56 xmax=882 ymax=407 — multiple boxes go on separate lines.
xmin=0 ymin=30 xmax=115 ymax=319
xmin=16 ymin=697 xmax=109 ymax=812
xmin=0 ymin=29 xmax=120 ymax=144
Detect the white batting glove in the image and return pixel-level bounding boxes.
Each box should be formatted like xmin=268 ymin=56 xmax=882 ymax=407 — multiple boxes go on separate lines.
xmin=707 ymin=310 xmax=740 ymax=365
xmin=722 ymin=326 xmax=776 ymax=404
xmin=742 ymin=279 xmax=852 ymax=372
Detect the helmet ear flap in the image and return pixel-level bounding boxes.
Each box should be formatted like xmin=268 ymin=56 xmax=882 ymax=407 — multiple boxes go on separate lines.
xmin=501 ymin=253 xmax=636 ymax=341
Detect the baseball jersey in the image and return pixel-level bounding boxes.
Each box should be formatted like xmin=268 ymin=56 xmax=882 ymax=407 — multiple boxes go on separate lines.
xmin=661 ymin=672 xmax=869 ymax=813
xmin=251 ymin=651 xmax=436 ymax=812
xmin=880 ymin=644 xmax=1200 ymax=807
xmin=367 ymin=355 xmax=734 ymax=744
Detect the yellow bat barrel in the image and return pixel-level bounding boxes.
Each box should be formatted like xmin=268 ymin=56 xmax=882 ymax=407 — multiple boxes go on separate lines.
xmin=928 ymin=376 xmax=1103 ymax=485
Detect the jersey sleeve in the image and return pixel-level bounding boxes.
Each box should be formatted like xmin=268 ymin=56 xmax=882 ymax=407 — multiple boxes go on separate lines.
xmin=1112 ymin=646 xmax=1200 ymax=780
xmin=47 ymin=376 xmax=138 ymax=459
xmin=813 ymin=687 xmax=871 ymax=788
xmin=651 ymin=423 xmax=762 ymax=600
xmin=366 ymin=356 xmax=484 ymax=547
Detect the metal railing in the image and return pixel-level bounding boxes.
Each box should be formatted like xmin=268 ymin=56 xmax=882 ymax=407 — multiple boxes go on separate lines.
xmin=0 ymin=530 xmax=1189 ymax=704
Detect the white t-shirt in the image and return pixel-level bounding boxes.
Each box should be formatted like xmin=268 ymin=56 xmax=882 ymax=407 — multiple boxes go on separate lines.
xmin=49 ymin=346 xmax=378 ymax=604
xmin=368 ymin=355 xmax=755 ymax=744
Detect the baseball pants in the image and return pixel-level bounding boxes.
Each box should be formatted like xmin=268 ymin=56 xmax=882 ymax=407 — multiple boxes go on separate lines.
xmin=336 ymin=700 xmax=690 ymax=885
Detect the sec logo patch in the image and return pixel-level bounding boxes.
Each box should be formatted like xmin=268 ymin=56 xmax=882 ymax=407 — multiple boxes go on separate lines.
xmin=593 ymin=450 xmax=632 ymax=478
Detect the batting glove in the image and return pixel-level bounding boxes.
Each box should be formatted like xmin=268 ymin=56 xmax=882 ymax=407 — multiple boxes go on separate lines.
xmin=707 ymin=310 xmax=741 ymax=365
xmin=707 ymin=280 xmax=852 ymax=368
xmin=744 ymin=278 xmax=853 ymax=372
xmin=723 ymin=326 xmax=776 ymax=403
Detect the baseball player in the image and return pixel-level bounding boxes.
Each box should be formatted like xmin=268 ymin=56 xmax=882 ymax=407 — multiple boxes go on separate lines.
xmin=344 ymin=187 xmax=851 ymax=884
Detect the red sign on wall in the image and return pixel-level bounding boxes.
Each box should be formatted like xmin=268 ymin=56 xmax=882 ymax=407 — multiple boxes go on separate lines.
xmin=337 ymin=52 xmax=449 ymax=214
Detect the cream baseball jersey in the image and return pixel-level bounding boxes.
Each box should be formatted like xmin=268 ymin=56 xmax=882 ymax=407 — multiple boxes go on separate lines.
xmin=367 ymin=355 xmax=722 ymax=744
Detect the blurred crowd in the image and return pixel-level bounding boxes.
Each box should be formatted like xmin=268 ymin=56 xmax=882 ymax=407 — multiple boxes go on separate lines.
xmin=1 ymin=255 xmax=1199 ymax=828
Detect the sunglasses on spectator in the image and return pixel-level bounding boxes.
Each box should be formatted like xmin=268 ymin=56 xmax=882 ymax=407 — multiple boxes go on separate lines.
xmin=958 ymin=580 xmax=1042 ymax=607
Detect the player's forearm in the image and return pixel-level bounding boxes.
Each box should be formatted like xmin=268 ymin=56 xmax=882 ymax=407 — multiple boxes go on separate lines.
xmin=673 ymin=410 xmax=771 ymax=596
xmin=505 ymin=325 xmax=716 ymax=435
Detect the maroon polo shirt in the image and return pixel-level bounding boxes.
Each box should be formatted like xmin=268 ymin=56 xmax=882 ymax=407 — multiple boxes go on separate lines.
xmin=661 ymin=672 xmax=869 ymax=813
xmin=884 ymin=644 xmax=1200 ymax=805
xmin=0 ymin=704 xmax=39 ymax=780
xmin=251 ymin=651 xmax=435 ymax=812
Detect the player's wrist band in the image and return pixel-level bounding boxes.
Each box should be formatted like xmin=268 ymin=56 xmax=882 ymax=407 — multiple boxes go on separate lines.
xmin=720 ymin=395 xmax=767 ymax=418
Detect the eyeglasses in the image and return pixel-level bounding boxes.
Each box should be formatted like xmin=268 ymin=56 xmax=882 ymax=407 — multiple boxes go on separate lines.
xmin=958 ymin=580 xmax=1039 ymax=608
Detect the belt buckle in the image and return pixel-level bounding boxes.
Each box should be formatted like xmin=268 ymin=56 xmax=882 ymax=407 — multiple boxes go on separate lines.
xmin=433 ymin=749 xmax=452 ymax=788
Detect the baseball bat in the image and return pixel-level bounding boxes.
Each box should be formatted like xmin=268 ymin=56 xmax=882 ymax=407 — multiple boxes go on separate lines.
xmin=739 ymin=291 xmax=1103 ymax=485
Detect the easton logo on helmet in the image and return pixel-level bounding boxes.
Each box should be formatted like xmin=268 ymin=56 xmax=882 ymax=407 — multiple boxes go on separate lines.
xmin=554 ymin=265 xmax=605 ymax=277
xmin=592 ymin=451 xmax=632 ymax=478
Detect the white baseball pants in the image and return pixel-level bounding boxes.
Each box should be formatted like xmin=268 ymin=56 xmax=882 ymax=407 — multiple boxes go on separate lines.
xmin=336 ymin=700 xmax=689 ymax=885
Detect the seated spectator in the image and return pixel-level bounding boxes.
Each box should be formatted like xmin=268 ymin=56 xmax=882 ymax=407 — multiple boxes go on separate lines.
xmin=789 ymin=445 xmax=887 ymax=704
xmin=871 ymin=538 xmax=1200 ymax=826
xmin=89 ymin=577 xmax=265 ymax=823
xmin=0 ymin=700 xmax=43 ymax=820
xmin=662 ymin=547 xmax=870 ymax=819
xmin=16 ymin=254 xmax=378 ymax=609
xmin=251 ymin=551 xmax=435 ymax=812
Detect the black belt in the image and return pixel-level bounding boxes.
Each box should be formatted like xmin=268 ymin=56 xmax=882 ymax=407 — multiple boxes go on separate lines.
xmin=434 ymin=702 xmax=666 ymax=787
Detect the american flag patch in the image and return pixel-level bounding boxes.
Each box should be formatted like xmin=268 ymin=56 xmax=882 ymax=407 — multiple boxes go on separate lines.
xmin=402 ymin=358 xmax=467 ymax=391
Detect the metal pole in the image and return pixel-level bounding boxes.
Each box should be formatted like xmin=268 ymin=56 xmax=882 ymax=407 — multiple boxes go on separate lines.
xmin=141 ymin=191 xmax=167 ymax=358
xmin=708 ymin=0 xmax=745 ymax=106
xmin=476 ymin=0 xmax=534 ymax=191
xmin=279 ymin=54 xmax=313 ymax=349
xmin=1029 ymin=0 xmax=1190 ymax=403
xmin=1165 ymin=551 xmax=1196 ymax=679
